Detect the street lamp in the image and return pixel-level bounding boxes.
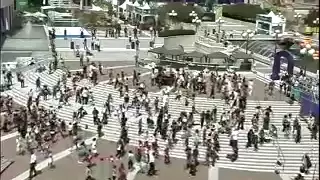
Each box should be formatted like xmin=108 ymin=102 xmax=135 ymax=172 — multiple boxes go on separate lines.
xmin=168 ymin=10 xmax=178 ymax=27
xmin=168 ymin=10 xmax=178 ymax=18
xmin=313 ymin=18 xmax=319 ymax=33
xmin=215 ymin=17 xmax=225 ymax=33
xmin=189 ymin=11 xmax=197 ymax=18
xmin=271 ymin=29 xmax=282 ymax=54
xmin=192 ymin=16 xmax=202 ymax=32
xmin=241 ymin=29 xmax=255 ymax=54
xmin=300 ymin=44 xmax=315 ymax=56
xmin=294 ymin=13 xmax=302 ymax=24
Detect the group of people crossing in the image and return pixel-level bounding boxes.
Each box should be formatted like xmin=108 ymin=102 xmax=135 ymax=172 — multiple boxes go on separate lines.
xmin=1 ymin=56 xmax=319 ymax=180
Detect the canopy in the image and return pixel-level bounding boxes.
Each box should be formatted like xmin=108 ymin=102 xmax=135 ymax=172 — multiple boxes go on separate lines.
xmin=148 ymin=46 xmax=166 ymax=54
xmin=33 ymin=12 xmax=47 ymax=17
xmin=207 ymin=52 xmax=229 ymax=59
xmin=148 ymin=46 xmax=184 ymax=56
xmin=133 ymin=0 xmax=140 ymax=7
xmin=91 ymin=4 xmax=103 ymax=11
xmin=166 ymin=49 xmax=184 ymax=56
xmin=231 ymin=51 xmax=253 ymax=59
xmin=112 ymin=0 xmax=118 ymax=6
xmin=119 ymin=0 xmax=132 ymax=10
xmin=140 ymin=1 xmax=150 ymax=9
xmin=183 ymin=51 xmax=206 ymax=58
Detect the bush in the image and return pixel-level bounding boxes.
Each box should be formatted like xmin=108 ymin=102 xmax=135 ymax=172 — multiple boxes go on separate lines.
xmin=158 ymin=29 xmax=195 ymax=37
xmin=222 ymin=4 xmax=269 ymax=22
xmin=157 ymin=2 xmax=205 ymax=26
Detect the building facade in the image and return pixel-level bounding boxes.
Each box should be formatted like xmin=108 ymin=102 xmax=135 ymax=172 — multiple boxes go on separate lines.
xmin=0 ymin=0 xmax=15 ymax=33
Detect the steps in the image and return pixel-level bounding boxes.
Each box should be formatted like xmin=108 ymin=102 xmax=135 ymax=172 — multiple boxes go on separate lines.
xmin=5 ymin=68 xmax=319 ymax=180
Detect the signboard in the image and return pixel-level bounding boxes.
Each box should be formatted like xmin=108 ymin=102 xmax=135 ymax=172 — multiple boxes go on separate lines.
xmin=16 ymin=0 xmax=28 ymax=10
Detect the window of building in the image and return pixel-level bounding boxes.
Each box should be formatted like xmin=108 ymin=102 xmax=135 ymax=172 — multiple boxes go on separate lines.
xmin=258 ymin=22 xmax=270 ymax=30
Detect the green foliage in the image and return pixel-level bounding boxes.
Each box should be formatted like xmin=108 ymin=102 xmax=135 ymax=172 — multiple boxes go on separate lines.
xmin=157 ymin=2 xmax=205 ymax=26
xmin=158 ymin=29 xmax=196 ymax=37
xmin=79 ymin=11 xmax=113 ymax=28
xmin=222 ymin=4 xmax=269 ymax=22
xmin=28 ymin=0 xmax=42 ymax=7
xmin=304 ymin=9 xmax=319 ymax=27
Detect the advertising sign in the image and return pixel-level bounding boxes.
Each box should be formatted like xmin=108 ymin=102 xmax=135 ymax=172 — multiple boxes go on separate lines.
xmin=16 ymin=0 xmax=29 ymax=10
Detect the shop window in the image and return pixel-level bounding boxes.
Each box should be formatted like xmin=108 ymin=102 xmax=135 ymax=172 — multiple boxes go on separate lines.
xmin=258 ymin=22 xmax=270 ymax=30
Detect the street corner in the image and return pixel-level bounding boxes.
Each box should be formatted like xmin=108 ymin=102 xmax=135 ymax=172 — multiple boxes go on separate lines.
xmin=218 ymin=168 xmax=283 ymax=180
xmin=135 ymin=157 xmax=209 ymax=180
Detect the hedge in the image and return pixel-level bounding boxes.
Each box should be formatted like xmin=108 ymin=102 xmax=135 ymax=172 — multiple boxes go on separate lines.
xmin=222 ymin=4 xmax=269 ymax=22
xmin=158 ymin=29 xmax=196 ymax=37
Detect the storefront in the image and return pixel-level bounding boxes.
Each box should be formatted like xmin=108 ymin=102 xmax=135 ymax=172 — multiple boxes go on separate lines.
xmin=255 ymin=11 xmax=286 ymax=35
xmin=126 ymin=1 xmax=156 ymax=24
xmin=0 ymin=0 xmax=15 ymax=33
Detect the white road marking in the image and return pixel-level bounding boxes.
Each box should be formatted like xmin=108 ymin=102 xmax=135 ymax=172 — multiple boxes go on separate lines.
xmin=208 ymin=165 xmax=219 ymax=180
xmin=1 ymin=132 xmax=19 ymax=142
xmin=11 ymin=136 xmax=96 ymax=180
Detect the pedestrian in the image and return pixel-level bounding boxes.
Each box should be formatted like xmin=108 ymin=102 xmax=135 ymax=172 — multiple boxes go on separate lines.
xmin=29 ymin=151 xmax=38 ymax=179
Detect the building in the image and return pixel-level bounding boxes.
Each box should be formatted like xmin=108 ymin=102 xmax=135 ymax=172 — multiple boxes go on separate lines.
xmin=255 ymin=11 xmax=286 ymax=35
xmin=0 ymin=0 xmax=15 ymax=33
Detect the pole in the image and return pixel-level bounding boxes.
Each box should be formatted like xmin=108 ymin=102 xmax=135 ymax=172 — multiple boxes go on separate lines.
xmin=245 ymin=37 xmax=249 ymax=54
xmin=274 ymin=34 xmax=277 ymax=55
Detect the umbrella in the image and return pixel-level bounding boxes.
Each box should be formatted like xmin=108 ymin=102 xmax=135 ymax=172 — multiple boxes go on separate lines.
xmin=23 ymin=13 xmax=34 ymax=17
xmin=32 ymin=12 xmax=47 ymax=18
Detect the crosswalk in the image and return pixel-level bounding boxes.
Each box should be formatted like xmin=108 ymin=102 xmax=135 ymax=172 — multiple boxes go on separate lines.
xmin=5 ymin=68 xmax=319 ymax=180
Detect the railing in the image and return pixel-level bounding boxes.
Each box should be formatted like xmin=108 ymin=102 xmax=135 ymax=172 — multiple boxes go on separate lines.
xmin=196 ymin=36 xmax=225 ymax=48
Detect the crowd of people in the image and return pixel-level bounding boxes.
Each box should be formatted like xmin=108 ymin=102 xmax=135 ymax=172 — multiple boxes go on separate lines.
xmin=1 ymin=55 xmax=319 ymax=180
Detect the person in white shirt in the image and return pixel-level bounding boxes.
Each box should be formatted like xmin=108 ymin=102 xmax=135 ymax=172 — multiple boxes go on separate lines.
xmin=29 ymin=151 xmax=38 ymax=178
xmin=91 ymin=138 xmax=98 ymax=156
xmin=230 ymin=128 xmax=239 ymax=151
xmin=147 ymin=152 xmax=156 ymax=176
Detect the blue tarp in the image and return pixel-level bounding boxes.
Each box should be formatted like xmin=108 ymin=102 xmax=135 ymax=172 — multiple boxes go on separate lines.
xmin=300 ymin=92 xmax=319 ymax=118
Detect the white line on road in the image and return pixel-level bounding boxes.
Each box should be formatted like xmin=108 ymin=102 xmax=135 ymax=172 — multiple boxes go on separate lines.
xmin=11 ymin=136 xmax=96 ymax=180
xmin=208 ymin=165 xmax=219 ymax=180
xmin=1 ymin=132 xmax=19 ymax=142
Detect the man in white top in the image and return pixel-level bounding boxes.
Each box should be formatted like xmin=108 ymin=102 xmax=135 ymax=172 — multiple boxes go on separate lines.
xmin=29 ymin=151 xmax=38 ymax=178
xmin=230 ymin=128 xmax=239 ymax=151
xmin=147 ymin=152 xmax=156 ymax=176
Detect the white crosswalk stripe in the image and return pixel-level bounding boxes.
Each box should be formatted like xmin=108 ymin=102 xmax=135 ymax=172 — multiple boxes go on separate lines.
xmin=6 ymin=68 xmax=319 ymax=180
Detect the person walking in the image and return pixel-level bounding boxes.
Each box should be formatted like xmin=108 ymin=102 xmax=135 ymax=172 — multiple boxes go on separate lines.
xmin=29 ymin=151 xmax=38 ymax=179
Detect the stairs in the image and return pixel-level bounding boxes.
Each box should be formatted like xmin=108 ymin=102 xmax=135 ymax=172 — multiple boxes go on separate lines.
xmin=5 ymin=69 xmax=319 ymax=180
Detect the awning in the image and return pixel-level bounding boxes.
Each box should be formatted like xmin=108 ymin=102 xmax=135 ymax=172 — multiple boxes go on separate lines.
xmin=148 ymin=46 xmax=166 ymax=54
xmin=166 ymin=49 xmax=184 ymax=56
xmin=231 ymin=51 xmax=253 ymax=59
xmin=207 ymin=52 xmax=229 ymax=59
xmin=183 ymin=51 xmax=206 ymax=58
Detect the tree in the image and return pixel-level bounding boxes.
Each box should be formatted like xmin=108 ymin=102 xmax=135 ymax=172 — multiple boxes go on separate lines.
xmin=93 ymin=0 xmax=114 ymax=16
xmin=304 ymin=9 xmax=319 ymax=27
xmin=28 ymin=0 xmax=42 ymax=7
xmin=157 ymin=2 xmax=205 ymax=26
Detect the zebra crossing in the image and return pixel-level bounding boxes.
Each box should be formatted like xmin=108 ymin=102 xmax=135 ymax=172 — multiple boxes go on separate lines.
xmin=5 ymin=68 xmax=319 ymax=180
